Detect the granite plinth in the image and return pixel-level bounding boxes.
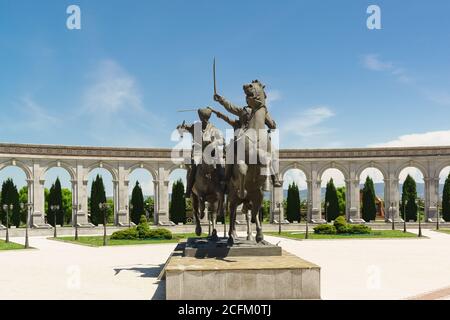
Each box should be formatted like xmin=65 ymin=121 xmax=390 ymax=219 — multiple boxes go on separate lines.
xmin=163 ymin=239 xmax=321 ymax=300
xmin=184 ymin=237 xmax=282 ymax=258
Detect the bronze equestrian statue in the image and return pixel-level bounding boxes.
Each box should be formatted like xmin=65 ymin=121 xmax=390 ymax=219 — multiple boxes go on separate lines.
xmin=176 ymin=108 xmax=225 ymax=239
xmin=214 ymin=80 xmax=279 ymax=244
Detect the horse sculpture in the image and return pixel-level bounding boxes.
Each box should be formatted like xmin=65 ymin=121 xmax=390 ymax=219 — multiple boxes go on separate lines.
xmin=214 ymin=80 xmax=276 ymax=244
xmin=176 ymin=115 xmax=225 ymax=239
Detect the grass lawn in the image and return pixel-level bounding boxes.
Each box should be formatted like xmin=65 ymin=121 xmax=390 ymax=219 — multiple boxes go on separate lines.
xmin=266 ymin=230 xmax=420 ymax=240
xmin=0 ymin=239 xmax=25 ymax=250
xmin=54 ymin=233 xmax=207 ymax=247
xmin=436 ymin=229 xmax=450 ymax=235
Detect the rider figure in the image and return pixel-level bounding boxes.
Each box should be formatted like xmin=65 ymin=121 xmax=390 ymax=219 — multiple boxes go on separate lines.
xmin=183 ymin=108 xmax=224 ymax=197
xmin=213 ymin=82 xmax=282 ymax=188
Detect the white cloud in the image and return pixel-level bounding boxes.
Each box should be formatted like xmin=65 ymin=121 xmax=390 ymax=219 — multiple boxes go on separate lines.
xmin=362 ymin=54 xmax=412 ymax=84
xmin=266 ymin=89 xmax=282 ymax=108
xmin=283 ymin=106 xmax=335 ymax=138
xmin=0 ymin=96 xmax=61 ymax=136
xmin=83 ymin=59 xmax=142 ymax=114
xmin=369 ymin=130 xmax=450 ymax=148
xmin=363 ymin=54 xmax=393 ymax=71
xmin=75 ymin=59 xmax=165 ymax=147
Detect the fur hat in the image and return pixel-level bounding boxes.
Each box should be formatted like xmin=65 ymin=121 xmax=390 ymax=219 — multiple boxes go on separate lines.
xmin=198 ymin=108 xmax=212 ymax=121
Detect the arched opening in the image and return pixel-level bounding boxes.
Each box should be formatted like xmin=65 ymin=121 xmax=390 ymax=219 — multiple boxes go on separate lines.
xmin=87 ymin=168 xmax=114 ymax=226
xmin=129 ymin=168 xmax=155 ymax=224
xmin=168 ymin=168 xmax=188 ymax=224
xmin=359 ymin=167 xmax=385 ymax=222
xmin=439 ymin=166 xmax=450 ymax=221
xmin=44 ymin=167 xmax=73 ymax=226
xmin=0 ymin=166 xmax=28 ymax=227
xmin=320 ymin=168 xmax=346 ymax=221
xmin=283 ymin=168 xmax=307 ymax=223
xmin=398 ymin=167 xmax=424 ymax=222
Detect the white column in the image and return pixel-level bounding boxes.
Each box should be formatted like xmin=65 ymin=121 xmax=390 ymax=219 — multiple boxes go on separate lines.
xmin=75 ymin=164 xmax=90 ymax=225
xmin=384 ymin=176 xmax=401 ymax=222
xmin=425 ymin=177 xmax=439 ymax=222
xmin=116 ymin=165 xmax=130 ymax=226
xmin=346 ymin=178 xmax=362 ymax=222
xmin=155 ymin=166 xmax=171 ymax=225
xmin=270 ymin=183 xmax=284 ymax=223
xmin=31 ymin=163 xmax=48 ymax=228
xmin=310 ymin=174 xmax=322 ymax=223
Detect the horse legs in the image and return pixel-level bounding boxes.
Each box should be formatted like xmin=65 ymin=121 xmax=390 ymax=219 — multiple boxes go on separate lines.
xmin=228 ymin=201 xmax=238 ymax=245
xmin=192 ymin=193 xmax=202 ymax=236
xmin=252 ymin=193 xmax=264 ymax=243
xmin=244 ymin=203 xmax=254 ymax=241
xmin=237 ymin=162 xmax=248 ymax=199
xmin=209 ymin=200 xmax=219 ymax=241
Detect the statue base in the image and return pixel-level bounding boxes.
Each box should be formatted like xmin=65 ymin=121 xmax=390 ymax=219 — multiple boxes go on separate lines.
xmin=184 ymin=237 xmax=282 ymax=258
xmin=161 ymin=238 xmax=321 ymax=300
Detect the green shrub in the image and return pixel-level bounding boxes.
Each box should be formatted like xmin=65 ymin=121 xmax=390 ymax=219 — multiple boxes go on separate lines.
xmin=333 ymin=216 xmax=349 ymax=233
xmin=347 ymin=224 xmax=371 ymax=234
xmin=111 ymin=227 xmax=138 ymax=240
xmin=313 ymin=224 xmax=337 ymax=234
xmin=136 ymin=215 xmax=151 ymax=238
xmin=148 ymin=228 xmax=173 ymax=240
xmin=110 ymin=215 xmax=173 ymax=240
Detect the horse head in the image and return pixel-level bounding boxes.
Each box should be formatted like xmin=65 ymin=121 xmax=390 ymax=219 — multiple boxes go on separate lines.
xmin=243 ymin=80 xmax=267 ymax=109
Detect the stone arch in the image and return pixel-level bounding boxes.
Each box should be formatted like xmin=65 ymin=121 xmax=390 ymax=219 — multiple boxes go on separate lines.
xmin=41 ymin=161 xmax=76 ymax=181
xmin=167 ymin=162 xmax=188 ymax=177
xmin=280 ymin=162 xmax=311 ymax=181
xmin=318 ymin=162 xmax=349 ymax=183
xmin=434 ymin=162 xmax=450 ymax=180
xmin=395 ymin=161 xmax=428 ymax=180
xmin=0 ymin=159 xmax=32 ymax=180
xmin=355 ymin=161 xmax=388 ymax=181
xmin=128 ymin=163 xmax=158 ymax=181
xmin=86 ymin=162 xmax=118 ymax=181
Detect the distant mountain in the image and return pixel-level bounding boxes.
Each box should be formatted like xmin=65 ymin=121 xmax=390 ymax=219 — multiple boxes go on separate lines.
xmin=278 ymin=183 xmax=441 ymax=201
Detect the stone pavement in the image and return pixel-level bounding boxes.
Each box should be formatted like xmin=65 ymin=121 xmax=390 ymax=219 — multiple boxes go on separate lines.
xmin=1 ymin=230 xmax=449 ymax=299
xmin=264 ymin=229 xmax=450 ymax=300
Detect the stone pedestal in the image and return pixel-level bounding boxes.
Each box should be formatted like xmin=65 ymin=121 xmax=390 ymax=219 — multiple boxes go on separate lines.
xmin=163 ymin=239 xmax=321 ymax=300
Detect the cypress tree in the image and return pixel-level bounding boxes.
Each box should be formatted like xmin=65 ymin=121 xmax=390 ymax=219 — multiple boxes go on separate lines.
xmin=169 ymin=180 xmax=186 ymax=224
xmin=325 ymin=178 xmax=339 ymax=221
xmin=442 ymin=173 xmax=450 ymax=222
xmin=0 ymin=179 xmax=21 ymax=227
xmin=336 ymin=187 xmax=346 ymax=216
xmin=131 ymin=181 xmax=145 ymax=225
xmin=52 ymin=178 xmax=64 ymax=226
xmin=286 ymin=183 xmax=301 ymax=222
xmin=401 ymin=175 xmax=418 ymax=222
xmin=90 ymin=175 xmax=107 ymax=226
xmin=362 ymin=176 xmax=377 ymax=222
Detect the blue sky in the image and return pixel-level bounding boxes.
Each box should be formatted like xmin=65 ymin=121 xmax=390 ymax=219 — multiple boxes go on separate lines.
xmin=1 ymin=1 xmax=450 ymax=194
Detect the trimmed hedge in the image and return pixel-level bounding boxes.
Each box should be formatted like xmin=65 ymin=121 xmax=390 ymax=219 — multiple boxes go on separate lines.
xmin=111 ymin=215 xmax=173 ymax=240
xmin=314 ymin=224 xmax=337 ymax=234
xmin=312 ymin=216 xmax=371 ymax=235
xmin=346 ymin=224 xmax=371 ymax=234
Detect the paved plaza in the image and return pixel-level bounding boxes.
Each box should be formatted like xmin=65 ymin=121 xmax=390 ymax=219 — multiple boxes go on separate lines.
xmin=1 ymin=230 xmax=450 ymax=300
